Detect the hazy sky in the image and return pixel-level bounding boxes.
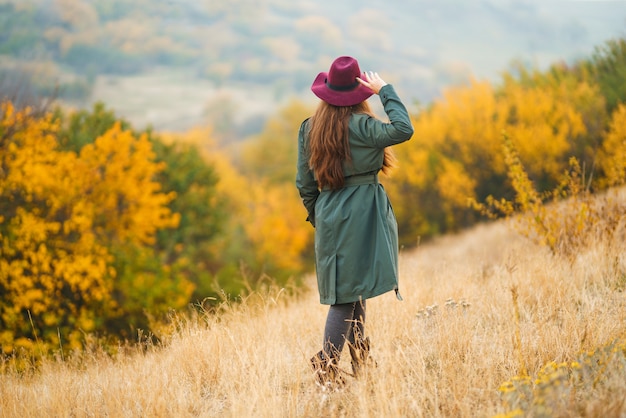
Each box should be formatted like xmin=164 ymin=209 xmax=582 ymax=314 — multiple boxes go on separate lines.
xmin=91 ymin=0 xmax=626 ymax=130
xmin=418 ymin=0 xmax=626 ymax=80
xmin=330 ymin=0 xmax=626 ymax=91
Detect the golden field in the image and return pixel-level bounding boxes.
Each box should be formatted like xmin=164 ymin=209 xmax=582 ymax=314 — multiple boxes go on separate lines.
xmin=1 ymin=217 xmax=625 ymax=417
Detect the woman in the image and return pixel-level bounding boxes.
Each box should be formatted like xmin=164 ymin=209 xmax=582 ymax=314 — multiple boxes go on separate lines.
xmin=296 ymin=56 xmax=414 ymax=388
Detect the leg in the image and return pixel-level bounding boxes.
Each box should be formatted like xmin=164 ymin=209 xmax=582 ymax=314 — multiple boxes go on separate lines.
xmin=346 ymin=300 xmax=375 ymax=377
xmin=311 ymin=300 xmax=369 ymax=389
xmin=346 ymin=299 xmax=366 ymax=346
xmin=310 ymin=302 xmax=357 ymax=389
xmin=322 ymin=302 xmax=357 ymax=359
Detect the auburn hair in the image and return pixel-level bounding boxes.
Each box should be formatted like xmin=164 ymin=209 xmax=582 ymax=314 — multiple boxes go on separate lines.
xmin=308 ymin=100 xmax=395 ymax=190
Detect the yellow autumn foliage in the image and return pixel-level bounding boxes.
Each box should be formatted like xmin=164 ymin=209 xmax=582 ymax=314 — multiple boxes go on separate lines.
xmin=386 ymin=73 xmax=602 ymax=242
xmin=169 ymin=124 xmax=314 ymax=278
xmin=498 ymin=77 xmax=589 ymax=181
xmin=598 ymin=103 xmax=626 ymax=187
xmin=0 ymin=102 xmax=180 ymax=354
xmin=243 ymin=181 xmax=313 ymax=274
xmin=168 ymin=104 xmax=315 ymax=282
xmin=79 ymin=122 xmax=180 ymax=245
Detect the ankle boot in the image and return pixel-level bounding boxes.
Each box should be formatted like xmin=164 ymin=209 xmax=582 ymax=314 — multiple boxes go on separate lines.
xmin=310 ymin=351 xmax=345 ymax=390
xmin=348 ymin=336 xmax=376 ymax=378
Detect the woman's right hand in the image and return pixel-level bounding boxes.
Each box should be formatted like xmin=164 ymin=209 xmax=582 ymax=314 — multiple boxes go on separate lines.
xmin=356 ymin=71 xmax=388 ymax=94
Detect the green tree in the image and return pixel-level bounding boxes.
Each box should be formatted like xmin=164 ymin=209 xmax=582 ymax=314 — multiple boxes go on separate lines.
xmin=55 ymin=101 xmax=132 ymax=152
xmin=587 ymin=38 xmax=626 ymax=114
xmin=150 ymin=139 xmax=228 ymax=304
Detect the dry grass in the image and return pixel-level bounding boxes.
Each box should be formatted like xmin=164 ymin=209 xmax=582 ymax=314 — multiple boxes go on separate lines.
xmin=1 ymin=220 xmax=625 ymax=417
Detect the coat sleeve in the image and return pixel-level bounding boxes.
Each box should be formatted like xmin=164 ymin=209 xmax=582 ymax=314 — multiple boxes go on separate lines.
xmin=351 ymin=84 xmax=414 ymax=148
xmin=295 ymin=118 xmax=319 ymax=227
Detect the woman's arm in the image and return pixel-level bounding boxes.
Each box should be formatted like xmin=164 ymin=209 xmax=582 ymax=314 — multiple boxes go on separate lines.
xmin=295 ymin=119 xmax=320 ymax=227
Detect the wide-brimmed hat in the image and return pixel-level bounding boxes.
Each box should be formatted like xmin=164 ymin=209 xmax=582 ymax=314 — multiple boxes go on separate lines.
xmin=311 ymin=56 xmax=374 ymax=106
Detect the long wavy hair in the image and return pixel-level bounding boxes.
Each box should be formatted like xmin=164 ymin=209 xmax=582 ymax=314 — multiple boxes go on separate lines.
xmin=308 ymin=100 xmax=395 ymax=190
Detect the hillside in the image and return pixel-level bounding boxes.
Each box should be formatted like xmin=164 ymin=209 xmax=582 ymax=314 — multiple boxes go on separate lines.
xmin=2 ymin=216 xmax=625 ymax=417
xmin=2 ymin=3 xmax=626 ymax=415
xmin=1 ymin=0 xmax=625 ymax=131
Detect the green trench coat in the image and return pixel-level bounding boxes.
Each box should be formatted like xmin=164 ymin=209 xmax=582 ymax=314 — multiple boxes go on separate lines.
xmin=296 ymin=85 xmax=414 ymax=305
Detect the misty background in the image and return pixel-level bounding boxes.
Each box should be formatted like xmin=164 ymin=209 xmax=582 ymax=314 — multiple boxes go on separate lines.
xmin=1 ymin=0 xmax=625 ymax=134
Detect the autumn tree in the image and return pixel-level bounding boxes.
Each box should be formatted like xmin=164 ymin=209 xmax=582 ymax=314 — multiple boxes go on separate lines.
xmin=238 ymin=100 xmax=311 ymax=184
xmin=0 ymin=102 xmax=184 ymax=354
xmin=385 ymin=63 xmax=605 ymax=245
xmin=597 ymin=103 xmax=626 ymax=188
xmin=55 ymin=101 xmax=132 ymax=152
xmin=232 ymin=100 xmax=315 ymax=283
xmin=57 ymin=103 xmax=233 ymax=313
xmin=150 ymin=136 xmax=228 ymax=305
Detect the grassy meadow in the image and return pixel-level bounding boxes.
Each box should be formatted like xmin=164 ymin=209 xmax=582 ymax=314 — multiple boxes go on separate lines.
xmin=1 ymin=216 xmax=626 ymax=417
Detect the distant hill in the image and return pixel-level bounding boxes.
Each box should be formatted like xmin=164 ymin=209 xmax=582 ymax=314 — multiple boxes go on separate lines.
xmin=1 ymin=0 xmax=625 ymax=132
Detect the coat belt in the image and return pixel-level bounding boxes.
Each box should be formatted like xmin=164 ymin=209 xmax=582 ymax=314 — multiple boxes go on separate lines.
xmin=344 ymin=173 xmax=379 ymax=186
xmin=322 ymin=173 xmax=379 ymax=191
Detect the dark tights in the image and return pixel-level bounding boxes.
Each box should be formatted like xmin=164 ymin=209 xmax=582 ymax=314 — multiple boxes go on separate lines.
xmin=323 ymin=300 xmax=366 ymax=360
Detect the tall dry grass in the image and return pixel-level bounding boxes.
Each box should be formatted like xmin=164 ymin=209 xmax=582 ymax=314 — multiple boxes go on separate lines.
xmin=1 ymin=219 xmax=625 ymax=417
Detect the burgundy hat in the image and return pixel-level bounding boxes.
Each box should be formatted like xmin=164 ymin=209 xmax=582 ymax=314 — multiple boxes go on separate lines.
xmin=311 ymin=56 xmax=374 ymax=106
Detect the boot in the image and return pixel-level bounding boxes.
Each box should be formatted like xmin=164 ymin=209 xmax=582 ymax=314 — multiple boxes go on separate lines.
xmin=348 ymin=336 xmax=376 ymax=378
xmin=310 ymin=351 xmax=345 ymax=390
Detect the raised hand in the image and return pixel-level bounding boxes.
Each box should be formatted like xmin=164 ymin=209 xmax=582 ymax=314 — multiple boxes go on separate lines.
xmin=356 ymin=71 xmax=388 ymax=94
